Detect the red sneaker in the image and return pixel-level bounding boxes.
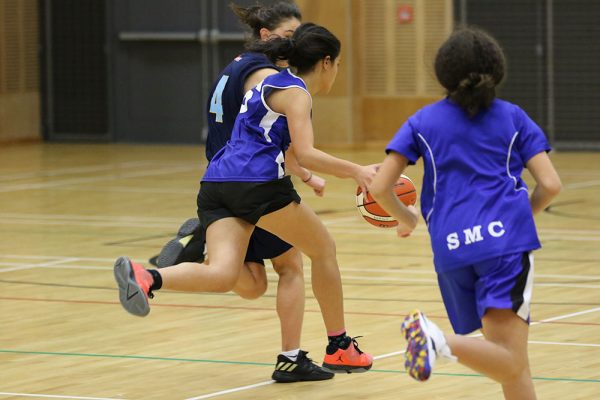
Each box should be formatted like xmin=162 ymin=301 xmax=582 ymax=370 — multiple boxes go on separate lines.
xmin=114 ymin=256 xmax=154 ymax=316
xmin=322 ymin=337 xmax=373 ymax=373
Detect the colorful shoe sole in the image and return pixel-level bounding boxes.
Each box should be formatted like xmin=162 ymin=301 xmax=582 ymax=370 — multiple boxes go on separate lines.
xmin=114 ymin=257 xmax=150 ymax=317
xmin=401 ymin=310 xmax=432 ymax=381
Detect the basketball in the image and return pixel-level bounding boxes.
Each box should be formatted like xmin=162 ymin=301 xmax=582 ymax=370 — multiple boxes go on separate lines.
xmin=356 ymin=175 xmax=417 ymax=228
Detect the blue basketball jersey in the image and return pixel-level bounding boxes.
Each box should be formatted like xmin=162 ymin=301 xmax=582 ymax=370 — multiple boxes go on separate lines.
xmin=203 ymin=69 xmax=309 ymax=182
xmin=386 ymin=98 xmax=551 ymax=272
xmin=206 ymin=52 xmax=275 ymax=161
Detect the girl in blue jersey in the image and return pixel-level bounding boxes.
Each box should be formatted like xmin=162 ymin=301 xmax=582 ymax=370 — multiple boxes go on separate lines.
xmin=115 ymin=23 xmax=375 ymax=374
xmin=144 ymin=3 xmax=334 ymax=383
xmin=370 ymin=28 xmax=561 ymax=399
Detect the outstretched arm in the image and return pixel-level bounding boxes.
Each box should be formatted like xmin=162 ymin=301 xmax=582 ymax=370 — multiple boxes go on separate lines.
xmin=269 ymin=87 xmax=377 ymax=193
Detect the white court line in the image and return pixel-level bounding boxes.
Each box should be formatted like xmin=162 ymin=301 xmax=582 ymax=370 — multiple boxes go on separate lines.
xmin=184 ymin=381 xmax=275 ymax=400
xmin=1 ymin=262 xmax=599 ymax=289
xmin=0 ymin=164 xmax=198 ymax=193
xmin=0 ymin=213 xmax=186 ymax=222
xmin=57 ymin=186 xmax=199 ymax=195
xmin=534 ymin=306 xmax=600 ymax=324
xmin=0 ymin=393 xmax=124 ymax=400
xmin=564 ymin=179 xmax=600 ymax=189
xmin=184 ymin=306 xmax=600 ymax=399
xmin=0 ymin=258 xmax=79 ymax=273
xmin=528 ymin=340 xmax=600 ymax=347
xmin=0 ymin=262 xmax=111 ymax=271
xmin=0 ymin=255 xmax=598 ymax=288
xmin=536 ymin=283 xmax=600 ymax=289
xmin=1 ymin=219 xmax=178 ymax=229
xmin=3 ymin=255 xmax=600 ymax=280
xmin=0 ymin=160 xmax=152 ymax=181
xmin=339 ymin=268 xmax=600 ymax=280
xmin=1 ymin=255 xmax=116 ymax=262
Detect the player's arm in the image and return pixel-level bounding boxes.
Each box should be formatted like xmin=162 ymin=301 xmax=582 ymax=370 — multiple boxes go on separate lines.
xmin=285 ymin=146 xmax=325 ymax=196
xmin=243 ymin=67 xmax=278 ymax=93
xmin=370 ymin=152 xmax=419 ymax=237
xmin=526 ymin=151 xmax=562 ymax=215
xmin=269 ymin=87 xmax=376 ymax=193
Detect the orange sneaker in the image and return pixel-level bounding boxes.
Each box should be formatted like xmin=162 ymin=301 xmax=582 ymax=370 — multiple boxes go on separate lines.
xmin=322 ymin=337 xmax=373 ymax=373
xmin=113 ymin=256 xmax=154 ymax=317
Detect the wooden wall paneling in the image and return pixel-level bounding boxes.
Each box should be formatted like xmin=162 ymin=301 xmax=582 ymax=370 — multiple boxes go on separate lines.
xmin=0 ymin=0 xmax=40 ymax=142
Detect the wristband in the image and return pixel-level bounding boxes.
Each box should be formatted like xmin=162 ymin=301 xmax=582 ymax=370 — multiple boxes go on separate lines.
xmin=302 ymin=172 xmax=313 ymax=183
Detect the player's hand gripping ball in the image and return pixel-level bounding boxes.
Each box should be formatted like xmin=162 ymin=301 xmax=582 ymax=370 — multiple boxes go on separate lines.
xmin=356 ymin=175 xmax=417 ymax=228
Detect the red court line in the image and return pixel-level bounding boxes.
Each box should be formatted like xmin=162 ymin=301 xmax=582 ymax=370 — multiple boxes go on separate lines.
xmin=1 ymin=296 xmax=599 ymax=327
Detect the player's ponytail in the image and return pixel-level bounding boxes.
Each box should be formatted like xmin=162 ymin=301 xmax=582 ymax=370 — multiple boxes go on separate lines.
xmin=435 ymin=27 xmax=505 ymax=117
xmin=230 ymin=1 xmax=301 ymax=40
xmin=452 ymin=72 xmax=496 ymax=117
xmin=247 ymin=23 xmax=340 ymax=74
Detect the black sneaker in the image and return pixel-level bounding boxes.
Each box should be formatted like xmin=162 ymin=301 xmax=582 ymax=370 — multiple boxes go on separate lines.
xmin=272 ymin=350 xmax=335 ymax=383
xmin=155 ymin=218 xmax=206 ymax=268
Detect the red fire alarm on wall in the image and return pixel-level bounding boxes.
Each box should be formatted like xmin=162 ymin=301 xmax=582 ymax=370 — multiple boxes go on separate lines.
xmin=397 ymin=5 xmax=414 ymax=24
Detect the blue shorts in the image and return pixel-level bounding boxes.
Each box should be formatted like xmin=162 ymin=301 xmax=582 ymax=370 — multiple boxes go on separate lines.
xmin=437 ymin=252 xmax=534 ymax=334
xmin=245 ymin=227 xmax=293 ymax=265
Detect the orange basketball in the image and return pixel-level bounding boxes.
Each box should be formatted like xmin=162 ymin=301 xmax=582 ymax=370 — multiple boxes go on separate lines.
xmin=356 ymin=174 xmax=417 ymax=228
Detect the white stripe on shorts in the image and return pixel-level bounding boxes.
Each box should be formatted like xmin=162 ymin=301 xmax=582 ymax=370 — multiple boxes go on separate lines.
xmin=517 ymin=252 xmax=534 ymax=321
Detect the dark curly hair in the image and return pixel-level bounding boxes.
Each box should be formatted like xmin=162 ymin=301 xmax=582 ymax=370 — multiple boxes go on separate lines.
xmin=246 ymin=23 xmax=340 ymax=74
xmin=230 ymin=1 xmax=301 ymax=40
xmin=435 ymin=27 xmax=506 ymax=117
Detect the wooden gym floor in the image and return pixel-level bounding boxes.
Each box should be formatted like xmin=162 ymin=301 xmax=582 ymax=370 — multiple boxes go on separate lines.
xmin=0 ymin=143 xmax=598 ymax=399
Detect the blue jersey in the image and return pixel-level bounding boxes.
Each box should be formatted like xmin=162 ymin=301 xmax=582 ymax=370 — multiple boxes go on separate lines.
xmin=203 ymin=69 xmax=309 ymax=182
xmin=386 ymin=98 xmax=551 ymax=272
xmin=206 ymin=52 xmax=275 ymax=161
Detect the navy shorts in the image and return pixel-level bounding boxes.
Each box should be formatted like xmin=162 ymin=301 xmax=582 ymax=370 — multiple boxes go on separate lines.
xmin=245 ymin=227 xmax=293 ymax=265
xmin=197 ymin=176 xmax=299 ymax=264
xmin=437 ymin=252 xmax=534 ymax=334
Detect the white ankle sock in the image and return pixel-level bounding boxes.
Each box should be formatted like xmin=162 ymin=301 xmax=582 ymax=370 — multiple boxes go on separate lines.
xmin=281 ymin=348 xmax=300 ymax=361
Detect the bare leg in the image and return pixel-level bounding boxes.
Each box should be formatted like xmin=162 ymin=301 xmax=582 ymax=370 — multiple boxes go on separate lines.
xmin=158 ymin=217 xmax=254 ymax=293
xmin=233 ymin=261 xmax=268 ymax=300
xmin=271 ymin=247 xmax=305 ymax=351
xmin=446 ymin=309 xmax=536 ymax=400
xmin=257 ymin=202 xmax=344 ymax=333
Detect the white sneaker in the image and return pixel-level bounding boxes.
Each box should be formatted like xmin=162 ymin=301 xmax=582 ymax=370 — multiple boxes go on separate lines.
xmin=401 ymin=309 xmax=456 ymax=381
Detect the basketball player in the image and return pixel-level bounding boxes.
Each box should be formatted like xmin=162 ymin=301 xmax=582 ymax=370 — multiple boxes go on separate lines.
xmin=370 ymin=27 xmax=561 ymax=399
xmin=114 ymin=23 xmax=374 ymax=377
xmin=149 ymin=2 xmax=331 ymax=383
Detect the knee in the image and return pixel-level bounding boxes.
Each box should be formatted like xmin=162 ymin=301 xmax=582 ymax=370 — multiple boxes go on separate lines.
xmin=273 ymin=249 xmax=304 ymax=277
xmin=502 ymin=359 xmax=529 ymax=384
xmin=211 ymin=278 xmax=238 ymax=293
xmin=209 ymin=269 xmax=239 ymax=293
xmin=308 ymin=236 xmax=336 ymax=261
xmin=237 ymin=277 xmax=268 ymax=299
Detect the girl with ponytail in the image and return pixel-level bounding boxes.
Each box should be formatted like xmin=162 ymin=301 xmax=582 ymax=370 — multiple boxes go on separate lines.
xmin=115 ymin=20 xmax=375 ymax=380
xmin=370 ymin=27 xmax=561 ymax=399
xmin=119 ymin=3 xmax=335 ymax=383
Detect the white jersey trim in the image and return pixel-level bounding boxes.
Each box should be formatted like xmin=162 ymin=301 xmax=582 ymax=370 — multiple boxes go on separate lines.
xmin=516 ymin=252 xmax=534 ymax=321
xmin=286 ymin=69 xmax=313 ymax=108
xmin=259 ymin=109 xmax=279 ymax=143
xmin=417 ymin=133 xmax=437 ymax=224
xmin=507 ymin=131 xmax=529 ymax=193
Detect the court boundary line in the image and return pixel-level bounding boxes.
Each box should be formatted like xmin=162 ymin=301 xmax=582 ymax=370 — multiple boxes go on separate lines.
xmin=0 ymin=392 xmax=125 ymax=400
xmin=185 ymin=305 xmax=600 ymax=398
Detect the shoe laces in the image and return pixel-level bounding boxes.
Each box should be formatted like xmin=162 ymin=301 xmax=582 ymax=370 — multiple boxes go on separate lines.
xmin=350 ymin=336 xmax=365 ymax=354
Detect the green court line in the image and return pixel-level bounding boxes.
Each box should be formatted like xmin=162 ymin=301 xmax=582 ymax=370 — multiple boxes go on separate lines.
xmin=1 ymin=349 xmax=599 ymax=383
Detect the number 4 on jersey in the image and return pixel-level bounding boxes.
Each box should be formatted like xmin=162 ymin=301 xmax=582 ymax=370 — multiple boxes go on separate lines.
xmin=209 ymin=75 xmax=229 ymax=123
